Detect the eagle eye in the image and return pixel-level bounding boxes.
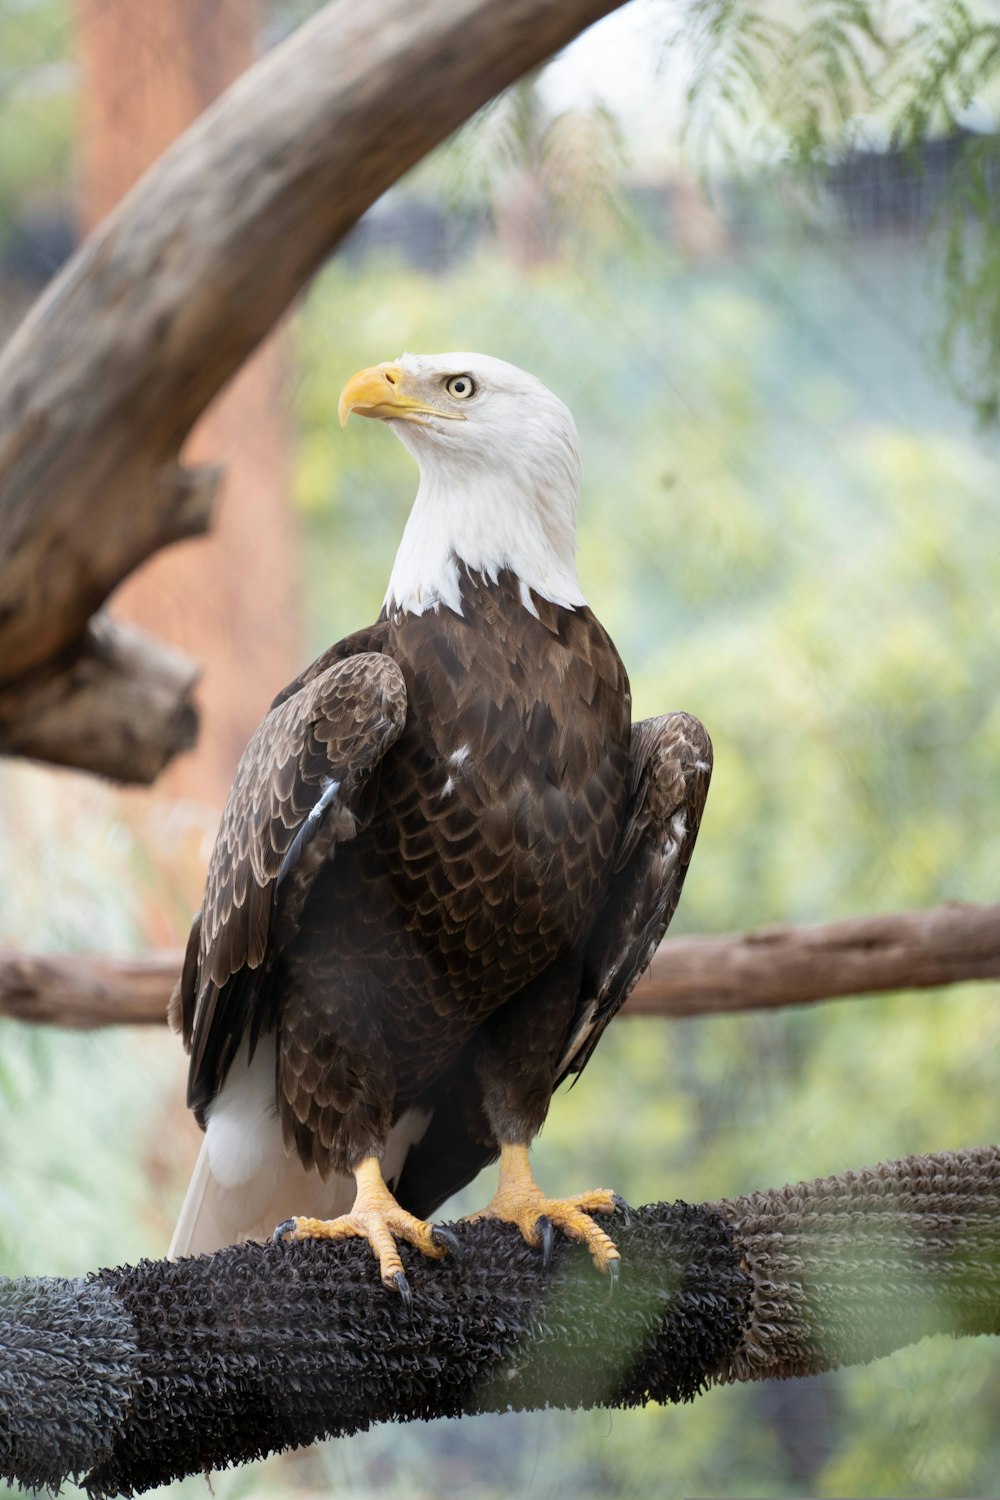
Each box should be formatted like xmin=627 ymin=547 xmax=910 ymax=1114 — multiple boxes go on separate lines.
xmin=445 ymin=374 xmax=476 ymax=400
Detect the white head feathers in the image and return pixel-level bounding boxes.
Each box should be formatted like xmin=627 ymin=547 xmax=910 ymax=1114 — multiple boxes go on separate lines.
xmin=340 ymin=352 xmax=585 ymax=618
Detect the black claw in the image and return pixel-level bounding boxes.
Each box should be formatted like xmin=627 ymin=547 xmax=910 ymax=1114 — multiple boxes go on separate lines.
xmin=392 ymin=1270 xmax=413 ymax=1309
xmin=537 ymin=1215 xmax=555 ymax=1270
xmin=431 ymin=1225 xmax=462 ymax=1257
xmin=612 ymin=1193 xmax=633 ymax=1229
xmin=273 ymin=1218 xmax=297 ymax=1243
xmin=605 ymin=1257 xmax=622 ymax=1300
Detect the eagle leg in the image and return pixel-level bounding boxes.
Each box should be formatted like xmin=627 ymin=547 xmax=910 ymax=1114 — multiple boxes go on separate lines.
xmin=466 ymin=1142 xmax=621 ymax=1276
xmin=275 ymin=1156 xmax=447 ymax=1292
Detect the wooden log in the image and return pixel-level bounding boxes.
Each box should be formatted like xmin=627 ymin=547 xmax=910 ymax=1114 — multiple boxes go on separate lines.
xmin=0 ymin=0 xmax=627 ymax=782
xmin=3 ymin=902 xmax=997 ymax=1030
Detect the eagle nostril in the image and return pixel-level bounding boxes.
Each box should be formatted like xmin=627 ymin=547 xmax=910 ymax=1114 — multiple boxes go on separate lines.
xmin=384 ymin=369 xmax=397 ymax=387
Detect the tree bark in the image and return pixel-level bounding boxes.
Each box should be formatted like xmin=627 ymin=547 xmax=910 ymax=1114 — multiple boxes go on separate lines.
xmin=2 ymin=902 xmax=996 ymax=1029
xmin=2 ymin=1145 xmax=998 ymax=1496
xmin=0 ymin=615 xmax=200 ymax=783
xmin=0 ymin=0 xmax=627 ymax=783
xmin=0 ymin=465 xmax=217 ymax=781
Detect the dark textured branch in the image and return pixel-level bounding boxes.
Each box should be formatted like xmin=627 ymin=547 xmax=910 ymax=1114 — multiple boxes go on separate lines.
xmin=2 ymin=1146 xmax=998 ymax=1496
xmin=2 ymin=902 xmax=996 ymax=1029
xmin=0 ymin=0 xmax=625 ymax=781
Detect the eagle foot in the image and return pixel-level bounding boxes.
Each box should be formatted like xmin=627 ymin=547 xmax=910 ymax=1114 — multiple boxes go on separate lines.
xmin=274 ymin=1156 xmax=447 ymax=1293
xmin=467 ymin=1142 xmax=622 ymax=1277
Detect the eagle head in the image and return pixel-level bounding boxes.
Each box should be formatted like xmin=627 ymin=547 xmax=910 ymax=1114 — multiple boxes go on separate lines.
xmin=339 ymin=352 xmax=584 ymax=618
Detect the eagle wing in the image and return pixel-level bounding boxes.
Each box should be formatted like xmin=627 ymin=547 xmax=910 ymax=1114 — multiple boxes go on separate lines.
xmin=173 ymin=651 xmax=407 ymax=1124
xmin=556 ymin=710 xmax=713 ymax=1083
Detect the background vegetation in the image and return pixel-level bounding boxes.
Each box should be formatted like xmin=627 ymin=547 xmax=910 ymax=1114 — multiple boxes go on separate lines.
xmin=1 ymin=0 xmax=1000 ymax=1494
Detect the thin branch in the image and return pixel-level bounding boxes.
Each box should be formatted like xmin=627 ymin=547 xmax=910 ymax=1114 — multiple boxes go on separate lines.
xmin=627 ymin=899 xmax=1000 ymax=1018
xmin=2 ymin=902 xmax=996 ymax=1029
xmin=0 ymin=949 xmax=180 ymax=1029
xmin=2 ymin=1145 xmax=998 ymax=1496
xmin=0 ymin=0 xmax=626 ymax=783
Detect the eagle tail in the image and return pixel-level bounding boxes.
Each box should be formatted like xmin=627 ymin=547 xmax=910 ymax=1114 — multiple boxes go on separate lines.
xmin=169 ymin=1037 xmax=356 ymax=1259
xmin=168 ymin=1133 xmax=359 ymax=1260
xmin=169 ymin=1036 xmax=434 ymax=1259
xmin=168 ymin=1136 xmax=235 ymax=1259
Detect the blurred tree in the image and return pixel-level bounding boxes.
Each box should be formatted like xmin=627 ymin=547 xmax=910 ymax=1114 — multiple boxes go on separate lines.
xmin=433 ymin=75 xmax=632 ymax=267
xmin=70 ymin=0 xmax=302 ymax=1272
xmin=75 ymin=0 xmax=301 ymax=827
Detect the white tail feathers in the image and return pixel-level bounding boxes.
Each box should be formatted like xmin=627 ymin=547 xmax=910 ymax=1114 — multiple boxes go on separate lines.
xmin=169 ymin=1037 xmax=433 ymax=1259
xmin=169 ymin=1138 xmax=227 ymax=1259
xmin=167 ymin=1134 xmax=357 ymax=1259
xmin=169 ymin=1037 xmax=354 ymax=1258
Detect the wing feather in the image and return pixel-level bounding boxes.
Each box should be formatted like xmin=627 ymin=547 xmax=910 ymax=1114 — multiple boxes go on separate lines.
xmin=178 ymin=651 xmax=407 ymax=1124
xmin=556 ymin=710 xmax=712 ymax=1081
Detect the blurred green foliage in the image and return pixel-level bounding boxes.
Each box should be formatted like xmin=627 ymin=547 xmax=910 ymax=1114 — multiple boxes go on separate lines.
xmin=939 ymin=131 xmax=1000 ymax=424
xmin=676 ymin=0 xmax=1000 ymax=422
xmin=2 ymin=1 xmax=1000 ymax=1496
xmin=0 ymin=0 xmax=71 ymax=248
xmin=0 ymin=767 xmax=177 ymax=1282
xmin=679 ymin=0 xmax=1000 ymax=160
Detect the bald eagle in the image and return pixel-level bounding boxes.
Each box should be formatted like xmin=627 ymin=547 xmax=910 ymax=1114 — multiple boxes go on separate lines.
xmin=170 ymin=353 xmax=711 ymax=1295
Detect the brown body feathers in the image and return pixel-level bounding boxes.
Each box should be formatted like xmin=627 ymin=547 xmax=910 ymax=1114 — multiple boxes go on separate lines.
xmin=176 ymin=569 xmax=711 ymax=1220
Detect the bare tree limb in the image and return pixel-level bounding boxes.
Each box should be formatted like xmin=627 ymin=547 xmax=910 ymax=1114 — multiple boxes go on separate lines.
xmin=626 ymin=900 xmax=1000 ymax=1018
xmin=0 ymin=948 xmax=180 ymax=1029
xmin=2 ymin=1145 xmax=998 ymax=1496
xmin=2 ymin=902 xmax=996 ymax=1030
xmin=0 ymin=615 xmax=200 ymax=782
xmin=0 ymin=0 xmax=626 ymax=782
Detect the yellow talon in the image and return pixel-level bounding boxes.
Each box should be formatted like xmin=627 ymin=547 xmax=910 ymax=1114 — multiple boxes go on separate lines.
xmin=466 ymin=1142 xmax=621 ymax=1275
xmin=276 ymin=1156 xmax=446 ymax=1293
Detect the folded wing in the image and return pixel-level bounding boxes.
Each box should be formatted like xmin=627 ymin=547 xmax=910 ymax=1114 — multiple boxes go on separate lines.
xmin=172 ymin=651 xmax=407 ymax=1125
xmin=557 ymin=710 xmax=713 ymax=1083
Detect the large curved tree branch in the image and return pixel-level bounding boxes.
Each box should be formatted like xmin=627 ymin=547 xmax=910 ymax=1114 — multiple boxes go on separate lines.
xmin=2 ymin=1145 xmax=997 ymax=1496
xmin=0 ymin=0 xmax=626 ymax=782
xmin=2 ymin=902 xmax=996 ymax=1028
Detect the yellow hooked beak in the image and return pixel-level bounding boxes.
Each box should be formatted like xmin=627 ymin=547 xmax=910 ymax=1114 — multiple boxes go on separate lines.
xmin=338 ymin=363 xmax=466 ymax=428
